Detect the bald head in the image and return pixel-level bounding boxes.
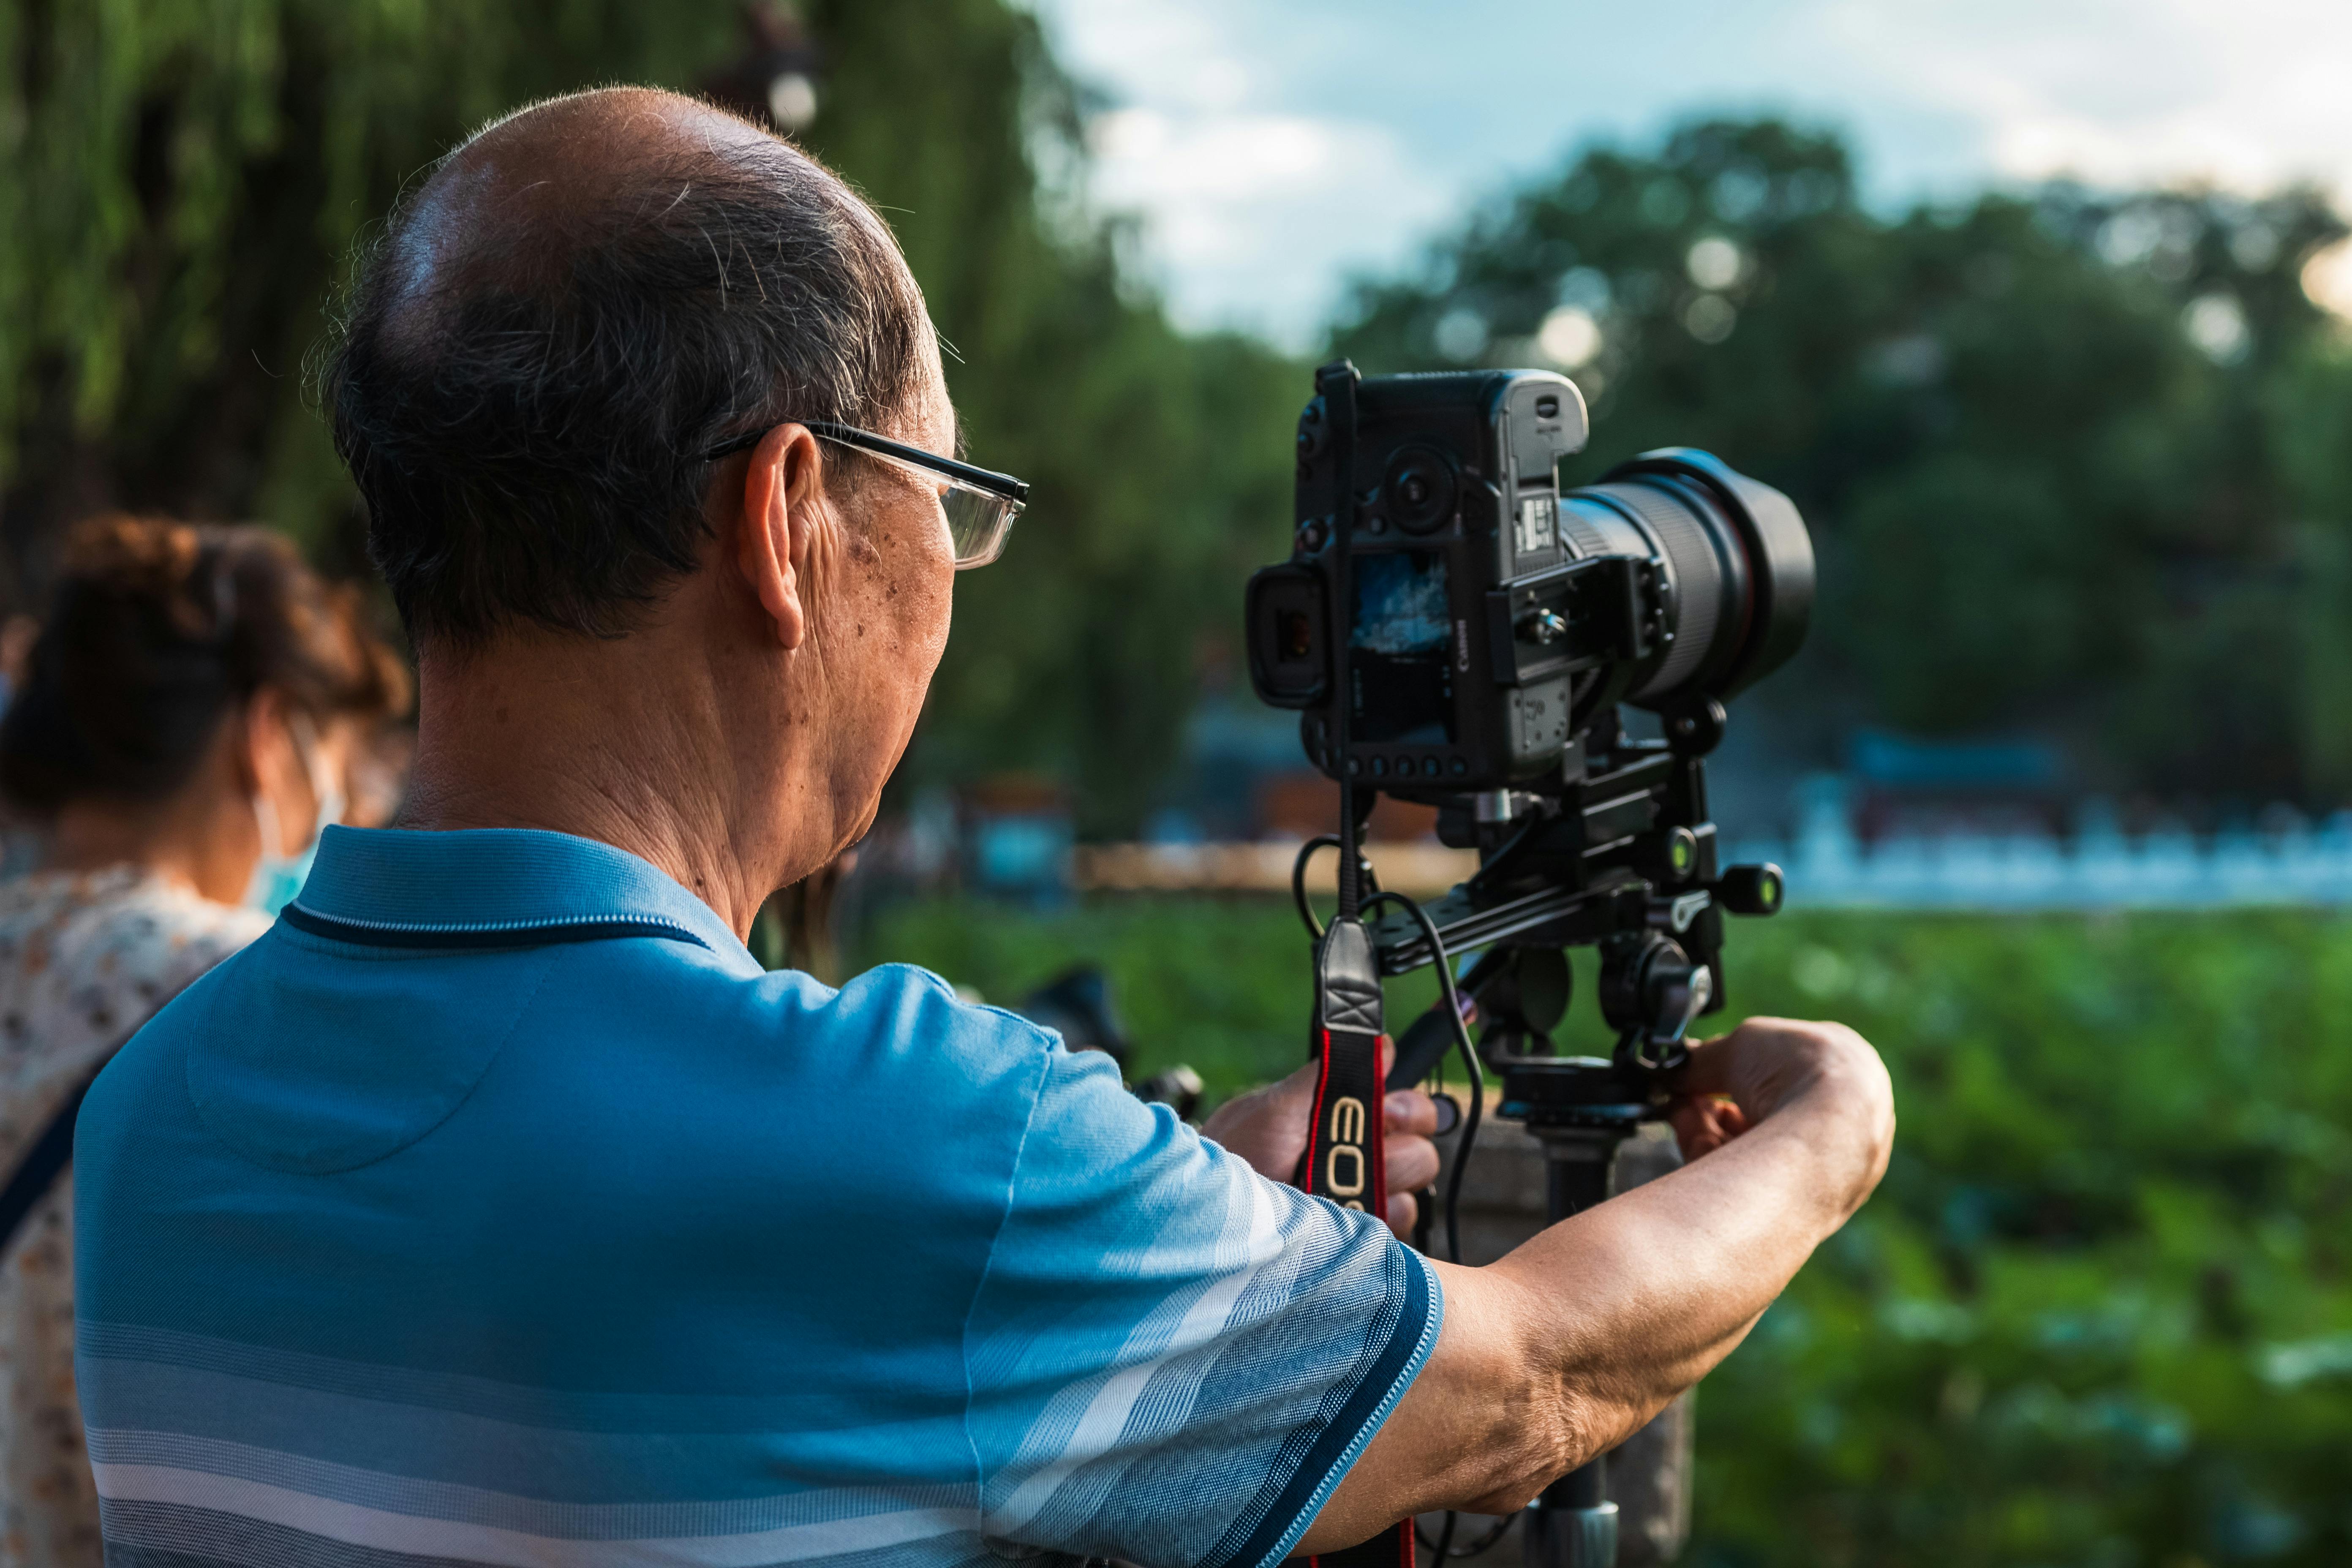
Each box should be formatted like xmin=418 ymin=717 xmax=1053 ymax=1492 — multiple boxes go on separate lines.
xmin=383 ymin=91 xmax=783 ymax=345
xmin=326 ymin=87 xmax=932 ymax=648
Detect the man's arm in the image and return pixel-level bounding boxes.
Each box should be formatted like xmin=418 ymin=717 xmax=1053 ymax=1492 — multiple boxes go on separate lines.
xmin=1255 ymin=1017 xmax=1895 ymax=1552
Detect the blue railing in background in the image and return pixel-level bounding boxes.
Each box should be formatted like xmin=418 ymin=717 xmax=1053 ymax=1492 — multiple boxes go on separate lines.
xmin=1737 ymin=789 xmax=2352 ymax=909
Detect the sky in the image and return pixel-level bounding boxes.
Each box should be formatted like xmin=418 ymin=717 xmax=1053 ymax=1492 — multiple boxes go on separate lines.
xmin=1024 ymin=0 xmax=2352 ymax=348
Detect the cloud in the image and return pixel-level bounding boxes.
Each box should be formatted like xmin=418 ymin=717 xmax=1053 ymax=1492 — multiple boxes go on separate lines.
xmin=1025 ymin=0 xmax=2352 ymax=346
xmin=1037 ymin=0 xmax=1454 ymax=346
xmin=1823 ymin=0 xmax=2352 ymax=198
xmin=1089 ymin=106 xmax=1446 ymax=285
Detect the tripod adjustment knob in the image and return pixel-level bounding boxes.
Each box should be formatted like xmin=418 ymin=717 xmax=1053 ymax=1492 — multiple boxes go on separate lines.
xmin=1715 ymin=862 xmax=1785 ymax=916
xmin=1599 ymin=932 xmax=1711 ymax=1073
xmin=1648 ymin=960 xmax=1711 ymax=1046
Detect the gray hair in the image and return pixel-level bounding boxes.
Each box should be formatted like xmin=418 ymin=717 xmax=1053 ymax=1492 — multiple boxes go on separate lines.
xmin=323 ymin=96 xmax=931 ymax=648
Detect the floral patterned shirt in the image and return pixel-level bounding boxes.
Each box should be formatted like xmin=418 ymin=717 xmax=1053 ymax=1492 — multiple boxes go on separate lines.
xmin=0 ymin=868 xmax=265 ymax=1568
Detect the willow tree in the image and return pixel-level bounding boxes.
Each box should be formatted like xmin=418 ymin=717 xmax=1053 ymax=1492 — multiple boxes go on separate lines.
xmin=801 ymin=1 xmax=1298 ymax=833
xmin=1 ymin=0 xmax=1296 ymax=833
xmin=0 ymin=1 xmax=742 ymax=585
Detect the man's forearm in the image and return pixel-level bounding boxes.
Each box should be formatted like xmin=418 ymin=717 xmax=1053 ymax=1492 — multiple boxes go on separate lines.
xmin=1488 ymin=1089 xmax=1881 ymax=1463
xmin=1299 ymin=1021 xmax=1895 ymax=1548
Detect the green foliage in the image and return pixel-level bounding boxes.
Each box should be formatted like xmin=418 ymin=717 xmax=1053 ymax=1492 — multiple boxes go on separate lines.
xmin=1 ymin=0 xmax=1296 ymax=833
xmin=1330 ymin=118 xmax=2352 ymax=803
xmin=1693 ymin=911 xmax=2352 ymax=1567
xmin=0 ymin=0 xmax=740 ymax=578
xmin=798 ymin=4 xmax=1296 ymax=832
xmin=861 ymin=897 xmax=2352 ymax=1566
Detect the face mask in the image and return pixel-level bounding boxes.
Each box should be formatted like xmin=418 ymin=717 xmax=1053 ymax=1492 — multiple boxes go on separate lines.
xmin=244 ymin=716 xmax=344 ymax=915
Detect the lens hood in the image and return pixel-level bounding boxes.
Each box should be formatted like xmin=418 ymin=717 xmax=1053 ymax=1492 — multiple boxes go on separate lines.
xmin=1592 ymin=449 xmax=1815 ymax=705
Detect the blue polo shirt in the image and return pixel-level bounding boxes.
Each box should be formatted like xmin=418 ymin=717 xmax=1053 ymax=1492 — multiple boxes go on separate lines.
xmin=72 ymin=827 xmax=1438 ymax=1568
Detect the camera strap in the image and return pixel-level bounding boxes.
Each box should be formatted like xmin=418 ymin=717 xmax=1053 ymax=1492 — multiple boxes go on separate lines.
xmin=1297 ymin=916 xmax=1415 ymax=1568
xmin=1301 ymin=915 xmax=1387 ymax=1217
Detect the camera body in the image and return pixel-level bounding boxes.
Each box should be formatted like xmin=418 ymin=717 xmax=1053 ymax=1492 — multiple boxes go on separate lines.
xmin=1247 ymin=367 xmax=1812 ymax=798
xmin=1247 ymin=369 xmax=1596 ymax=788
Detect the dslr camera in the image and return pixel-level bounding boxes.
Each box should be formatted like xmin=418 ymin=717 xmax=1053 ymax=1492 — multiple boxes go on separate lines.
xmin=1246 ymin=362 xmax=1812 ymax=1081
xmin=1245 ymin=361 xmax=1816 ymax=1566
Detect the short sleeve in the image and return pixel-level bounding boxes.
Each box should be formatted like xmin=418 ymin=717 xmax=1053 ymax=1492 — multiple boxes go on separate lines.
xmin=962 ymin=1045 xmax=1440 ymax=1568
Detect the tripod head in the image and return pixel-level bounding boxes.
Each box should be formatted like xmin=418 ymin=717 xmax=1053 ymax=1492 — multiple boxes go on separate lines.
xmin=1376 ymin=697 xmax=1783 ymax=1138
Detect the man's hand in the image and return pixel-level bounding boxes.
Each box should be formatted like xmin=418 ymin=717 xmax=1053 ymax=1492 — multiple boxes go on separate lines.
xmin=1200 ymin=1044 xmax=1441 ymax=1237
xmin=1296 ymin=1013 xmax=1893 ymax=1552
xmin=1667 ymin=1017 xmax=1894 ymax=1198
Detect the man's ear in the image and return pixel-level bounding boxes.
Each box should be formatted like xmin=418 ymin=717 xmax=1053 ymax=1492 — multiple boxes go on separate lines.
xmin=735 ymin=424 xmax=825 ymax=650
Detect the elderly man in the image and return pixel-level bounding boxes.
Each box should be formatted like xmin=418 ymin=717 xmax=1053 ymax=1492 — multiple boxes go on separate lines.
xmin=73 ymin=88 xmax=1892 ymax=1568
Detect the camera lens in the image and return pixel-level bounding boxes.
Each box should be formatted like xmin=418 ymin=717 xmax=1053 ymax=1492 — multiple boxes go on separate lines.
xmin=1559 ymin=450 xmax=1814 ymax=708
xmin=1383 ymin=446 xmax=1456 ymax=535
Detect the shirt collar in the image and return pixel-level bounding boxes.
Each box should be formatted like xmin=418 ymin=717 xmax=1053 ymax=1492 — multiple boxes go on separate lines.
xmin=289 ymin=826 xmax=755 ymax=969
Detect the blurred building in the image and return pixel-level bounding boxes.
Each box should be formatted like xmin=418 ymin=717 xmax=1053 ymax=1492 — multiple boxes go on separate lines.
xmin=1843 ymin=728 xmax=2069 ymax=841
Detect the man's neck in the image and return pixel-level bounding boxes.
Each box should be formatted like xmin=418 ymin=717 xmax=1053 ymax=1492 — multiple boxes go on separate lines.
xmin=396 ymin=629 xmax=819 ymax=941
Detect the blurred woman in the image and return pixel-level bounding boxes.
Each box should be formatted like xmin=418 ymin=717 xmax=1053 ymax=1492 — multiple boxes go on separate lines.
xmin=0 ymin=515 xmax=406 ymax=1568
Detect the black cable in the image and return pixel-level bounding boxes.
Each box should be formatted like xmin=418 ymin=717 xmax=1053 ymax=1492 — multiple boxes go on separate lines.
xmin=1361 ymin=890 xmax=1482 ymax=1268
xmin=1413 ymin=1511 xmax=1515 ymax=1560
xmin=1338 ymin=786 xmax=1361 ymax=920
xmin=1452 ymin=1515 xmax=1516 ymax=1555
xmin=1291 ymin=835 xmax=1342 ymax=940
xmin=1291 ymin=835 xmax=1382 ymax=943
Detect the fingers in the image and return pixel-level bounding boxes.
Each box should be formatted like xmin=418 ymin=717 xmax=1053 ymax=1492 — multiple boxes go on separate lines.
xmin=1677 ymin=1016 xmax=1842 ymax=1116
xmin=1672 ymin=1018 xmax=1894 ymax=1207
xmin=1676 ymin=1031 xmax=1741 ymax=1100
xmin=1275 ymin=1056 xmax=1322 ymax=1103
xmin=1385 ymin=1189 xmax=1418 ymax=1239
xmin=1384 ymin=1089 xmax=1439 ymax=1137
xmin=1384 ymin=1130 xmax=1441 ymax=1195
xmin=1667 ymin=1095 xmax=1747 ymax=1160
xmin=1197 ymin=1061 xmax=1320 ymax=1184
xmin=1666 ymin=1099 xmax=1712 ymax=1157
xmin=1385 ymin=1093 xmax=1442 ymax=1195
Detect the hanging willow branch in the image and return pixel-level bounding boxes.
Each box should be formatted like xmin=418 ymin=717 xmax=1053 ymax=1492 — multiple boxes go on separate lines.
xmin=0 ymin=0 xmax=741 ymax=589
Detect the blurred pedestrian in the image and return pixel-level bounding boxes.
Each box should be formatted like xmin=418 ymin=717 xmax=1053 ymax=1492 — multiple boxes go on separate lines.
xmin=0 ymin=515 xmax=405 ymax=1568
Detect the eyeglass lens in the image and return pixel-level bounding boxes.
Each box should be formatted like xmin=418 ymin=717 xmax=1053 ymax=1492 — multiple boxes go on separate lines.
xmin=943 ymin=485 xmax=1020 ymax=569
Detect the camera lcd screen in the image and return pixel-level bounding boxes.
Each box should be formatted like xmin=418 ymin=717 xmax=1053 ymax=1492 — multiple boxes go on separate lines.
xmin=1350 ymin=550 xmax=1455 ymax=745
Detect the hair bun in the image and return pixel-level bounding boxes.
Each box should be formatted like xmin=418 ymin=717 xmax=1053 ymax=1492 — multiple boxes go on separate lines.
xmin=59 ymin=514 xmax=228 ymax=644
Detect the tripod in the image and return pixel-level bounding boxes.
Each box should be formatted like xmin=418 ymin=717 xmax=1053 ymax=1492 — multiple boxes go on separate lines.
xmin=1506 ymin=1088 xmax=1641 ymax=1567
xmin=1406 ymin=934 xmax=1712 ymax=1568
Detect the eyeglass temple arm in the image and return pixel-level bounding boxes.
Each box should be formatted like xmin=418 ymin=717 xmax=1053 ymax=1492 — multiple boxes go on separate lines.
xmin=700 ymin=421 xmax=1027 ymax=503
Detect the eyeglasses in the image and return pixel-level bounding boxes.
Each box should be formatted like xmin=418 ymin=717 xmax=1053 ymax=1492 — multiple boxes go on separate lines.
xmin=700 ymin=420 xmax=1026 ymax=569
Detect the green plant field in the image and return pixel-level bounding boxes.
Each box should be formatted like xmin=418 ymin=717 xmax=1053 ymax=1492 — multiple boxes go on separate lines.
xmin=861 ymin=898 xmax=2352 ymax=1567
